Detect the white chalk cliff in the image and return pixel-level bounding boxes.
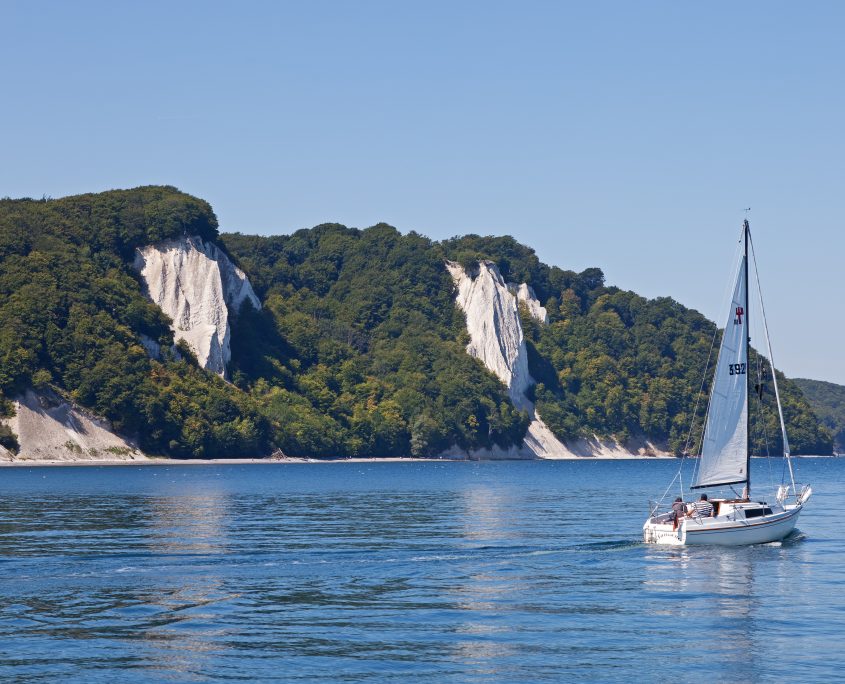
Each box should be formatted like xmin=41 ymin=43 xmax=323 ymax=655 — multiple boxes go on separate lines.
xmin=134 ymin=236 xmax=261 ymax=377
xmin=513 ymin=282 xmax=549 ymax=325
xmin=1 ymin=389 xmax=143 ymax=462
xmin=446 ymin=260 xmax=569 ymax=458
xmin=446 ymin=260 xmax=671 ymax=460
xmin=448 ymin=261 xmax=533 ymax=409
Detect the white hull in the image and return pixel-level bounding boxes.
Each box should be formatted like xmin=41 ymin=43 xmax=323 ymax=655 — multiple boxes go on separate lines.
xmin=643 ymin=502 xmax=804 ymax=546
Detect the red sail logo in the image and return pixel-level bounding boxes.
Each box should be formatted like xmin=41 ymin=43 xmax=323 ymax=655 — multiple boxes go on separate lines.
xmin=734 ymin=306 xmax=744 ymax=325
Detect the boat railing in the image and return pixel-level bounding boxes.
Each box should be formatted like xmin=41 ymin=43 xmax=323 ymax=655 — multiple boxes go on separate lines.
xmin=777 ymin=483 xmax=812 ymax=505
xmin=797 ymin=484 xmax=813 ymax=505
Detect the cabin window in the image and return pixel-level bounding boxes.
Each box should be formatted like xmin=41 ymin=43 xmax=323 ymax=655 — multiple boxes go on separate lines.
xmin=743 ymin=507 xmax=773 ymax=519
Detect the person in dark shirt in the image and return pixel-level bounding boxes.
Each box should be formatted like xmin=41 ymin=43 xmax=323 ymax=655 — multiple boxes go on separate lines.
xmin=671 ymin=497 xmax=685 ymax=529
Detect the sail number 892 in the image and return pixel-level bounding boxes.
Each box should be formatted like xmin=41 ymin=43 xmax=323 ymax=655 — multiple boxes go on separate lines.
xmin=728 ymin=363 xmax=746 ymax=376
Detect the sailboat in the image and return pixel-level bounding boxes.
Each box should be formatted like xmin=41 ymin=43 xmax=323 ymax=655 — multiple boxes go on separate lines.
xmin=643 ymin=220 xmax=812 ymax=546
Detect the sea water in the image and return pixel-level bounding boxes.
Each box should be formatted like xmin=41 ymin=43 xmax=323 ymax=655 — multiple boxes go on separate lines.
xmin=0 ymin=459 xmax=842 ymax=682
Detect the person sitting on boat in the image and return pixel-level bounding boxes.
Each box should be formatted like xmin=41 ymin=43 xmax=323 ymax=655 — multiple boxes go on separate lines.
xmin=688 ymin=494 xmax=715 ymax=518
xmin=671 ymin=497 xmax=686 ymax=529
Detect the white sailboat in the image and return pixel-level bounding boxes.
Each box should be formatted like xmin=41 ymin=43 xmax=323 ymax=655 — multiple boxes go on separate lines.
xmin=643 ymin=220 xmax=812 ymax=546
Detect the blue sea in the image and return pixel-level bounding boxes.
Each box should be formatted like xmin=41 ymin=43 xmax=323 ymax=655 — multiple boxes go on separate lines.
xmin=0 ymin=458 xmax=843 ymax=682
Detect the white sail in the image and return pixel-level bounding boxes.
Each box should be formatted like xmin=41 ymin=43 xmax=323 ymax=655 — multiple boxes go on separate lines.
xmin=693 ymin=257 xmax=748 ymax=488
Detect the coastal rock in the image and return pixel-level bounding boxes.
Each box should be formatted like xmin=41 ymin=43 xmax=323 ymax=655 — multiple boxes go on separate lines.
xmin=447 ymin=260 xmax=533 ymax=409
xmin=134 ymin=236 xmax=261 ymax=377
xmin=512 ymin=282 xmax=549 ymax=324
xmin=2 ymin=389 xmax=144 ymax=462
xmin=446 ymin=260 xmax=570 ymax=458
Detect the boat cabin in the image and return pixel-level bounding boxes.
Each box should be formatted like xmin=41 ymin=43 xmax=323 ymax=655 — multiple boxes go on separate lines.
xmin=709 ymin=499 xmax=774 ymax=520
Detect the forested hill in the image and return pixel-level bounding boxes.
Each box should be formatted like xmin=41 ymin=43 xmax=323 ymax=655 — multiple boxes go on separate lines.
xmin=792 ymin=379 xmax=845 ymax=453
xmin=0 ymin=186 xmax=833 ymax=458
xmin=221 ymin=228 xmax=830 ymax=456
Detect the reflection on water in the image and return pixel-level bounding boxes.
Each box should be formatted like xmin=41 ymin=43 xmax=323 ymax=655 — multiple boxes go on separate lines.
xmin=144 ymin=482 xmax=234 ymax=678
xmin=644 ymin=546 xmax=759 ymax=673
xmin=0 ymin=460 xmax=842 ymax=681
xmin=148 ymin=491 xmax=228 ymax=554
xmin=642 ymin=531 xmax=820 ymax=679
xmin=451 ymin=486 xmax=518 ymax=675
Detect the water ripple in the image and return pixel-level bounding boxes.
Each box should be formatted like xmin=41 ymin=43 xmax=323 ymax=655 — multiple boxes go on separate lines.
xmin=0 ymin=459 xmax=841 ymax=681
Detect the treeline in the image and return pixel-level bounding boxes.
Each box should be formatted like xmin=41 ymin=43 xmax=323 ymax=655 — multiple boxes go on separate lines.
xmin=792 ymin=378 xmax=845 ymax=453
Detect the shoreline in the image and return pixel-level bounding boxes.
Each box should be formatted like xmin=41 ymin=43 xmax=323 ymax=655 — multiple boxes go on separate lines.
xmin=2 ymin=454 xmax=832 ymax=468
xmin=0 ymin=454 xmax=683 ymax=467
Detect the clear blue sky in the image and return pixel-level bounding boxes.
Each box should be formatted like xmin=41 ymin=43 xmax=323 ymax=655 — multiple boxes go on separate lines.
xmin=2 ymin=1 xmax=843 ymax=382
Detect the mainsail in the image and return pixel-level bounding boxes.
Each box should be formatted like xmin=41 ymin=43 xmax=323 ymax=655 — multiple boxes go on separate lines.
xmin=693 ymin=257 xmax=748 ymax=488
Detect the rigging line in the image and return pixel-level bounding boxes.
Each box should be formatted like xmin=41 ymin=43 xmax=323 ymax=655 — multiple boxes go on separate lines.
xmin=679 ymin=455 xmax=684 ymax=496
xmin=679 ymin=451 xmax=683 ymax=498
xmin=680 ymin=317 xmax=719 ymax=490
xmin=750 ymin=272 xmax=778 ymax=489
xmin=752 ymin=298 xmax=780 ymax=488
xmin=748 ymin=231 xmax=796 ymax=491
xmin=755 ymin=351 xmax=775 ymax=488
xmin=657 ymin=468 xmax=682 ymax=508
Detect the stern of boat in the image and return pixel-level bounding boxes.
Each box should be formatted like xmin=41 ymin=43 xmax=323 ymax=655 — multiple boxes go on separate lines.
xmin=643 ymin=509 xmax=684 ymax=545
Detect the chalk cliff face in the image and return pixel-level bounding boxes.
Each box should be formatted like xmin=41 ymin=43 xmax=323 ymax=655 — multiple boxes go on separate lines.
xmin=447 ymin=261 xmax=533 ymax=410
xmin=514 ymin=283 xmax=549 ymax=325
xmin=134 ymin=236 xmax=261 ymax=377
xmin=446 ymin=260 xmax=569 ymax=458
xmin=2 ymin=390 xmax=143 ymax=462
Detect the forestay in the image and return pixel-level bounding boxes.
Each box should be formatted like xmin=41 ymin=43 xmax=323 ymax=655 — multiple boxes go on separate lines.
xmin=693 ymin=257 xmax=748 ymax=489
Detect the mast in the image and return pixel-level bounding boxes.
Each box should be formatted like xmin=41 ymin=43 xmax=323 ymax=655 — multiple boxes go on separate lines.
xmin=744 ymin=219 xmax=751 ymax=498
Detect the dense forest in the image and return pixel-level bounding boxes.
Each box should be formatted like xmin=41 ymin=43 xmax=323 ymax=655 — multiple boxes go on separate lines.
xmin=0 ymin=186 xmax=833 ymax=457
xmin=792 ymin=378 xmax=845 ymax=453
